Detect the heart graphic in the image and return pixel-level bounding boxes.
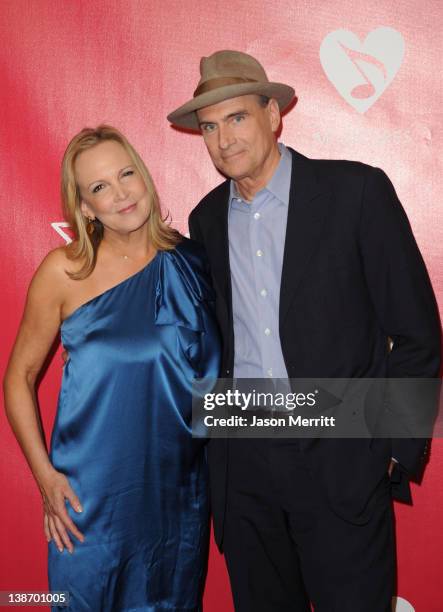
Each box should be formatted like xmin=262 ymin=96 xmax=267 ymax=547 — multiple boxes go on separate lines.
xmin=392 ymin=596 xmax=415 ymax=612
xmin=320 ymin=27 xmax=404 ymax=113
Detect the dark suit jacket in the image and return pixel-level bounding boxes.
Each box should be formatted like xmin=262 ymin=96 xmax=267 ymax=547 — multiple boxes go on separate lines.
xmin=189 ymin=148 xmax=441 ymax=550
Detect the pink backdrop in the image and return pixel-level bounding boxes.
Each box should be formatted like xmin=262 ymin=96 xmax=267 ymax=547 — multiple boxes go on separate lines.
xmin=1 ymin=1 xmax=442 ymax=610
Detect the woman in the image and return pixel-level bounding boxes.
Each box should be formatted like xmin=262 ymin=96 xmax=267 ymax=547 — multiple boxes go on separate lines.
xmin=3 ymin=125 xmax=220 ymax=611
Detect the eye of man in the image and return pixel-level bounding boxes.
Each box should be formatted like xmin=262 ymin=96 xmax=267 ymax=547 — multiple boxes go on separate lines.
xmin=231 ymin=114 xmax=246 ymax=124
xmin=201 ymin=123 xmax=216 ymax=133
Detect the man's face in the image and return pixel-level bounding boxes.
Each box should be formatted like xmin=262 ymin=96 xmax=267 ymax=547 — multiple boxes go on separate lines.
xmin=196 ymin=95 xmax=280 ymax=182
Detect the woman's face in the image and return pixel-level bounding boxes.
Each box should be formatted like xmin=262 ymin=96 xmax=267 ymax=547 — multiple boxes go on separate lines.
xmin=76 ymin=140 xmax=151 ymax=235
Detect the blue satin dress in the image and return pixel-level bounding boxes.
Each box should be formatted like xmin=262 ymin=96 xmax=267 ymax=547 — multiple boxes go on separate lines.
xmin=48 ymin=240 xmax=220 ymax=611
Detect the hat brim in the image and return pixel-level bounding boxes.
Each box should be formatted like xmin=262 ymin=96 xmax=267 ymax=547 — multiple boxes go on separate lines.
xmin=167 ymin=82 xmax=296 ymax=130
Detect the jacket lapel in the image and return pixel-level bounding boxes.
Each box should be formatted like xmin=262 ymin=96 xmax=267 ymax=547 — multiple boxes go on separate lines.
xmin=204 ymin=180 xmax=232 ymax=306
xmin=279 ymin=149 xmax=331 ymax=325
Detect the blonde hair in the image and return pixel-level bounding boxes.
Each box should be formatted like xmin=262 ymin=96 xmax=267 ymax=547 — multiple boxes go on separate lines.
xmin=61 ymin=124 xmax=182 ymax=279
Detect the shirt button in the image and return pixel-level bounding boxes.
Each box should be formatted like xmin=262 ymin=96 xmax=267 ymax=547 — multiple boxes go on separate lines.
xmin=260 ymin=289 xmax=267 ymax=297
xmin=256 ymin=249 xmax=263 ymax=257
xmin=264 ymin=328 xmax=271 ymax=336
xmin=267 ymin=368 xmax=273 ymax=377
xmin=254 ymin=212 xmax=261 ymax=220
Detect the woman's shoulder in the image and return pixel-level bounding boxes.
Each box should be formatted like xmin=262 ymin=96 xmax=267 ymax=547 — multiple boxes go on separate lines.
xmin=25 ymin=246 xmax=79 ymax=309
xmin=176 ymin=237 xmax=212 ymax=273
xmin=174 ymin=236 xmax=207 ymax=260
xmin=171 ymin=237 xmax=210 ymax=274
xmin=35 ymin=245 xmax=79 ymax=281
xmin=161 ymin=237 xmax=214 ymax=301
xmin=31 ymin=244 xmax=86 ymax=296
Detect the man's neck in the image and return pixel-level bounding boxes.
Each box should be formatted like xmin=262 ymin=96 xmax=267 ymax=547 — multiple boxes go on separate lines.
xmin=235 ymin=144 xmax=281 ymax=202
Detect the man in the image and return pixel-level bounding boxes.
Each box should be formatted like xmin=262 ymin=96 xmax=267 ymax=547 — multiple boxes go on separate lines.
xmin=167 ymin=51 xmax=441 ymax=611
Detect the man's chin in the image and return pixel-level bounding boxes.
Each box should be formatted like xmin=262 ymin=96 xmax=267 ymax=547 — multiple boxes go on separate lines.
xmin=216 ymin=162 xmax=250 ymax=182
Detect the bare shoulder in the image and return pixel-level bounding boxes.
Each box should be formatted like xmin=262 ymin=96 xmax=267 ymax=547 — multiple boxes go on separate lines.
xmin=7 ymin=246 xmax=84 ymax=374
xmin=29 ymin=246 xmax=80 ymax=302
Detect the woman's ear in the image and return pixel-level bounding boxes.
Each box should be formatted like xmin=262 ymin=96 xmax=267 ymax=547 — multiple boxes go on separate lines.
xmin=80 ymin=200 xmax=94 ymax=221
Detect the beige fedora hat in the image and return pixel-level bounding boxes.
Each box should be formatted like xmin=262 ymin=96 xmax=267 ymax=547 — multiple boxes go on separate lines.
xmin=167 ymin=50 xmax=296 ymax=130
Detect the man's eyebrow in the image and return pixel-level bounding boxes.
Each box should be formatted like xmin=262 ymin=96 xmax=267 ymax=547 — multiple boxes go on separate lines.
xmin=198 ymin=110 xmax=248 ymax=128
xmin=224 ymin=110 xmax=248 ymax=120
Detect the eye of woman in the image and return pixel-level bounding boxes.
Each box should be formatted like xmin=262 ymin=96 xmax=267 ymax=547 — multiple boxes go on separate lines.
xmin=122 ymin=169 xmax=134 ymax=177
xmin=92 ymin=184 xmax=105 ymax=194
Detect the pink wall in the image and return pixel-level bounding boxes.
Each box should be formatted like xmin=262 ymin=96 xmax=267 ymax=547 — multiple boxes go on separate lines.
xmin=1 ymin=1 xmax=441 ymax=610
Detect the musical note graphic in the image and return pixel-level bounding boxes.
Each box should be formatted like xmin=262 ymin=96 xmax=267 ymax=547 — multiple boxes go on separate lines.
xmin=339 ymin=42 xmax=387 ymax=99
xmin=320 ymin=27 xmax=404 ymax=113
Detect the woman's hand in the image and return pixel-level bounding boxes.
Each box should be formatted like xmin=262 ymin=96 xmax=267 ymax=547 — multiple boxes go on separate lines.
xmin=39 ymin=469 xmax=84 ymax=553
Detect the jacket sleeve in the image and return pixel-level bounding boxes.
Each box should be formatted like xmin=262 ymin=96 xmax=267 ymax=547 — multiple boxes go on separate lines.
xmin=358 ymin=166 xmax=441 ymax=475
xmin=189 ymin=209 xmax=204 ymax=246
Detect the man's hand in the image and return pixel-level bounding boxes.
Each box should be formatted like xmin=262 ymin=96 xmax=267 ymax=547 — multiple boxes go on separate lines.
xmin=388 ymin=459 xmax=396 ymax=478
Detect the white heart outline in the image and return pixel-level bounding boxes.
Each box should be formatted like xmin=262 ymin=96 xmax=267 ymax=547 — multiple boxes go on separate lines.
xmin=392 ymin=596 xmax=415 ymax=611
xmin=51 ymin=221 xmax=72 ymax=244
xmin=320 ymin=27 xmax=405 ymax=113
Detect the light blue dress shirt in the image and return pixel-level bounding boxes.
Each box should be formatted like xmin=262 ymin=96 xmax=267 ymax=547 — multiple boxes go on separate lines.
xmin=228 ymin=143 xmax=292 ymax=379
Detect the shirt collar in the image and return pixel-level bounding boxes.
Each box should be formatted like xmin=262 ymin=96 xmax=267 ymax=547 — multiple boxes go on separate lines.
xmin=229 ymin=143 xmax=292 ymax=207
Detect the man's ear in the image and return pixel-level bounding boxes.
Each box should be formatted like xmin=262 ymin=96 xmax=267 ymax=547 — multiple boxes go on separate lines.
xmin=268 ymin=98 xmax=281 ymax=133
xmin=80 ymin=200 xmax=94 ymax=220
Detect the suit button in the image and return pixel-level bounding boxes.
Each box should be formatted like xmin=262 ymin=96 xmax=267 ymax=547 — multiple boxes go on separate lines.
xmin=226 ymin=369 xmax=230 ymax=375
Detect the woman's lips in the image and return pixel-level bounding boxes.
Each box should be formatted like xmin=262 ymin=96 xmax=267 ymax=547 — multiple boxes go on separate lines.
xmin=118 ymin=203 xmax=137 ymax=214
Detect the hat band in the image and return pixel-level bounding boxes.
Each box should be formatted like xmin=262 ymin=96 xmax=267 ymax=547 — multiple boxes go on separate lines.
xmin=193 ymin=76 xmax=259 ymax=97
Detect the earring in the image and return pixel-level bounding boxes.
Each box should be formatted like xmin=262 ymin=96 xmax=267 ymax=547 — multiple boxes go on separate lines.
xmin=86 ymin=216 xmax=95 ymax=235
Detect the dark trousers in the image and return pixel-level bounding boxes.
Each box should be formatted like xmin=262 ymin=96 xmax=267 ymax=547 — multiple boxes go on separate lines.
xmin=223 ymin=439 xmax=395 ymax=612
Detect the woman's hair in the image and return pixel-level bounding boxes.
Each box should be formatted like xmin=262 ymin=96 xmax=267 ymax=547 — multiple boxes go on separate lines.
xmin=61 ymin=124 xmax=182 ymax=279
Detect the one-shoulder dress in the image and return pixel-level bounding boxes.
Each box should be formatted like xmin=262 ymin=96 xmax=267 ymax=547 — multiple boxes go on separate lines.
xmin=48 ymin=240 xmax=220 ymax=611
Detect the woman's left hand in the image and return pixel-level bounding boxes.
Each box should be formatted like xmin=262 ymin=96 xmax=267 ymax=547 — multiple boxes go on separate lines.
xmin=44 ymin=510 xmax=51 ymax=543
